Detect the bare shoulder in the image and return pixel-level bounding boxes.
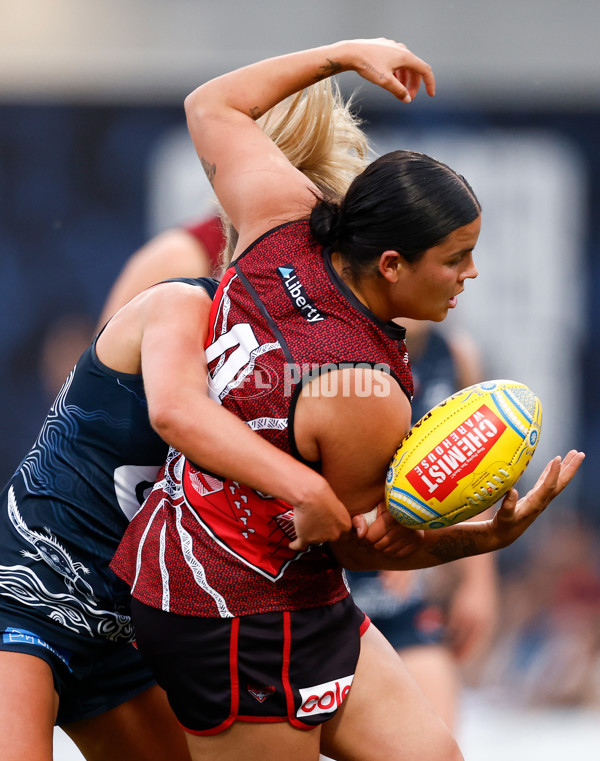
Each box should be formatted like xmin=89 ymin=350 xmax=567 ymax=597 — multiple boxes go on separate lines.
xmin=96 ymin=281 xmax=213 ymax=374
xmin=294 ymin=367 xmax=412 ymax=513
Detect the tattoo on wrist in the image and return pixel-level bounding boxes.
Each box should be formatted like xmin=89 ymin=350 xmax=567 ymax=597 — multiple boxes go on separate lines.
xmin=315 ymin=58 xmax=342 ymax=81
xmin=427 ymin=532 xmax=479 ymax=563
xmin=201 ymin=157 xmax=216 ymax=186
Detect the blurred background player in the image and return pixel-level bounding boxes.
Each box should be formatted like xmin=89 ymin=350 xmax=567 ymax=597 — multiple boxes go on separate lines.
xmin=347 ymin=318 xmax=499 ymax=730
xmin=96 ymin=216 xmax=224 ymax=328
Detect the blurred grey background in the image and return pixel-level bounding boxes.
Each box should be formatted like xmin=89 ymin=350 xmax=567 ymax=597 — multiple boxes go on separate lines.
xmin=3 ymin=0 xmax=599 ymax=106
xmin=2 ymin=2 xmax=600 ymax=758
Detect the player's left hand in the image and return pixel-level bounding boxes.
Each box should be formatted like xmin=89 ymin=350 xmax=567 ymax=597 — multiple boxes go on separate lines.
xmin=488 ymin=449 xmax=585 ymax=547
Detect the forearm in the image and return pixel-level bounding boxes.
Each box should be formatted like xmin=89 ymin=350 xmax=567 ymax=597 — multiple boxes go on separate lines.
xmin=185 ymin=42 xmax=351 ymax=124
xmin=443 ymin=508 xmax=498 ymax=584
xmin=154 ymin=394 xmax=334 ymax=510
xmin=333 ymin=519 xmax=500 ymax=572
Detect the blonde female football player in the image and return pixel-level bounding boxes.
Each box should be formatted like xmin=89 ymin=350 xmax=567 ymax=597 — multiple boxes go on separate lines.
xmin=0 ymin=85 xmax=371 ymax=761
xmin=111 ymin=37 xmax=583 ymax=761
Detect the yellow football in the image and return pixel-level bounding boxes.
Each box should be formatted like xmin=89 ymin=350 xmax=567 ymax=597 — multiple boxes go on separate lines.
xmin=385 ymin=380 xmax=542 ymax=529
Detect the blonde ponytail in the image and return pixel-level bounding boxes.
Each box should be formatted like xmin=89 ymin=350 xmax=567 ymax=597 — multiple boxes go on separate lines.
xmin=217 ymin=79 xmax=370 ymax=269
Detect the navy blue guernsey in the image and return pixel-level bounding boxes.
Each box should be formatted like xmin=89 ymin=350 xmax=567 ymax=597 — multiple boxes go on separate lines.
xmin=0 ymin=276 xmax=218 ymax=647
xmin=410 ymin=331 xmax=458 ymax=423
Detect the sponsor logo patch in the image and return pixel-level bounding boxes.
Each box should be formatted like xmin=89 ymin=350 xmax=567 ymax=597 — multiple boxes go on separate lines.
xmin=406 ymin=404 xmax=507 ymax=502
xmin=277 ymin=265 xmax=325 ymax=324
xmin=297 ymin=674 xmax=354 ymax=718
xmin=2 ymin=627 xmax=72 ymax=670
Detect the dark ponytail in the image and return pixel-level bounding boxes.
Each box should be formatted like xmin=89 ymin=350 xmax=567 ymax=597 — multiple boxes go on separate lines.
xmin=310 ymin=150 xmax=481 ymax=276
xmin=309 ymin=197 xmax=344 ymax=249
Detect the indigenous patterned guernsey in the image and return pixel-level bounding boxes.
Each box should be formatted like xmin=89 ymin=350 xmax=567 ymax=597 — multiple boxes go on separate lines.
xmin=0 ymin=341 xmax=167 ymax=646
xmin=112 ymin=221 xmax=413 ymax=618
xmin=0 ymin=277 xmax=218 ymax=649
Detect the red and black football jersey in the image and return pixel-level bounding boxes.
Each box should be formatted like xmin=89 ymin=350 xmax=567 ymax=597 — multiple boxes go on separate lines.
xmin=112 ymin=221 xmax=413 ymax=617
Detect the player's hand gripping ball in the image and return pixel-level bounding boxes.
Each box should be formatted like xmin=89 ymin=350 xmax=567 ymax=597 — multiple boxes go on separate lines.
xmin=385 ymin=380 xmax=542 ymax=529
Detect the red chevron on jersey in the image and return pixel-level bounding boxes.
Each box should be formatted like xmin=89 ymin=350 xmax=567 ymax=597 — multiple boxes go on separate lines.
xmin=182 ymin=460 xmax=298 ymax=580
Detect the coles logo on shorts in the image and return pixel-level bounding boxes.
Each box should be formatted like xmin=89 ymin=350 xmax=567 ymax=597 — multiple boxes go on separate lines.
xmin=297 ymin=674 xmax=354 ymax=718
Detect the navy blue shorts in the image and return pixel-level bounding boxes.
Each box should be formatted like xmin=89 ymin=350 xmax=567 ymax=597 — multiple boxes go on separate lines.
xmin=346 ymin=571 xmax=446 ymax=651
xmin=0 ymin=615 xmax=155 ymax=725
xmin=131 ymin=596 xmax=369 ymax=735
xmin=369 ymin=600 xmax=446 ymax=651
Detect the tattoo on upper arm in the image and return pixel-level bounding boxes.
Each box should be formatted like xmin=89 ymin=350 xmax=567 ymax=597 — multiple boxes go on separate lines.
xmin=249 ymin=106 xmax=263 ymax=119
xmin=315 ymin=58 xmax=342 ymax=81
xmin=201 ymin=157 xmax=216 ymax=186
xmin=427 ymin=532 xmax=479 ymax=564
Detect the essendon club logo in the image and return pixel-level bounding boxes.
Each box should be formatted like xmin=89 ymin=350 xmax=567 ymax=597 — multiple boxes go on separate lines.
xmin=247 ymin=685 xmax=276 ymax=703
xmin=297 ymin=675 xmax=354 ymax=718
xmin=406 ymin=404 xmax=507 ymax=502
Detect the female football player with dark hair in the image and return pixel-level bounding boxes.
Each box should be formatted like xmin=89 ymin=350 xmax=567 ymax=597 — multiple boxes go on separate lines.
xmin=112 ymin=37 xmax=583 ymax=761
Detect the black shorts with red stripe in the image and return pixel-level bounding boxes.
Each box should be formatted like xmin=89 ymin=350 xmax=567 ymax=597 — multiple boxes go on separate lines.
xmin=130 ymin=595 xmax=370 ymax=734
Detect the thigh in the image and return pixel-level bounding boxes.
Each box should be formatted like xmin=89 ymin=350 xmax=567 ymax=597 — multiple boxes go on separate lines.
xmin=319 ymin=625 xmax=463 ymax=761
xmin=62 ymin=684 xmax=192 ymax=761
xmin=185 ymin=718 xmax=321 ymax=761
xmin=0 ymin=651 xmax=58 ymax=761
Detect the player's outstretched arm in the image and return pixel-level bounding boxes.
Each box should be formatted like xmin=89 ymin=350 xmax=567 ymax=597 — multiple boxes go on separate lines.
xmin=338 ymin=450 xmax=584 ymax=570
xmin=184 ymin=38 xmax=435 ymax=256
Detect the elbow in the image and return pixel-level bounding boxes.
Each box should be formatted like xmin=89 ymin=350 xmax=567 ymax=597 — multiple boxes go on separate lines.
xmin=184 ymin=86 xmax=216 ymax=129
xmin=183 ymin=89 xmax=200 ymax=118
xmin=184 ymin=89 xmax=204 ymax=130
xmin=148 ymin=400 xmax=186 ymax=448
